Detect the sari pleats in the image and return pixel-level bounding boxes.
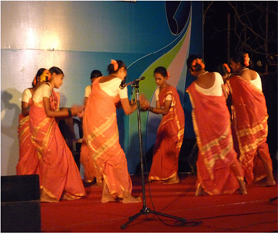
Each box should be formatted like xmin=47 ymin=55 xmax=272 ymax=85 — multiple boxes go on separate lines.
xmin=227 ymin=76 xmax=273 ymax=184
xmin=80 ymin=139 xmax=102 ymax=183
xmin=187 ymin=83 xmax=239 ymax=195
xmin=149 ymin=86 xmax=185 ymax=181
xmin=83 ymin=78 xmax=132 ymax=198
xmin=29 ymin=91 xmax=85 ymax=202
xmin=16 ymin=113 xmax=40 ymax=176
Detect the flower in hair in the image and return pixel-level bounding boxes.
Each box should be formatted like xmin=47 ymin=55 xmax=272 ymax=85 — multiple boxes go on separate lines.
xmin=223 ymin=63 xmax=231 ymax=73
xmin=33 ymin=76 xmax=37 ymax=86
xmin=192 ymin=58 xmax=205 ymax=70
xmin=40 ymin=74 xmax=47 ymax=83
xmin=111 ymin=59 xmax=118 ymax=71
xmin=244 ymin=53 xmax=250 ymax=67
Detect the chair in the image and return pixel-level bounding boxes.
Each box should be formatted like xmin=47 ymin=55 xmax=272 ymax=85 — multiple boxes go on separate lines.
xmin=58 ymin=117 xmax=83 ymax=170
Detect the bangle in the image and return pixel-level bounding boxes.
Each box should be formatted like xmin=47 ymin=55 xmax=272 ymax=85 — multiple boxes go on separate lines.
xmin=68 ymin=109 xmax=72 ymax=117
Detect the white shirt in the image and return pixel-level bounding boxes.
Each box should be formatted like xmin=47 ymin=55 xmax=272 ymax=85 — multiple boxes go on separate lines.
xmin=32 ymin=83 xmax=52 ymax=103
xmin=84 ymin=85 xmax=92 ymax=98
xmin=99 ymin=78 xmax=128 ymax=99
xmin=22 ymin=88 xmax=32 ymax=103
xmin=155 ymin=87 xmax=173 ymax=106
xmin=195 ymin=72 xmax=223 ymax=96
xmin=250 ymin=73 xmax=262 ymax=90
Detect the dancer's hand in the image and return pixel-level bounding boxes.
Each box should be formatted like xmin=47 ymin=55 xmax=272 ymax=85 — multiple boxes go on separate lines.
xmin=78 ymin=109 xmax=84 ymax=118
xmin=139 ymin=94 xmax=150 ymax=110
xmin=71 ymin=105 xmax=84 ymax=116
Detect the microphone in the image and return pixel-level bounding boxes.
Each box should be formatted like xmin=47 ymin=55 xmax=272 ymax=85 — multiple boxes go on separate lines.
xmin=132 ymin=76 xmax=145 ymax=84
xmin=119 ymin=77 xmax=127 ymax=90
xmin=119 ymin=76 xmax=145 ymax=89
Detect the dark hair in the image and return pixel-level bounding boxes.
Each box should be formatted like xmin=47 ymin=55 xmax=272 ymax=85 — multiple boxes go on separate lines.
xmin=49 ymin=66 xmax=64 ymax=75
xmin=186 ymin=54 xmax=205 ymax=72
xmin=230 ymin=51 xmax=253 ymax=68
xmin=107 ymin=60 xmax=127 ymax=74
xmin=215 ymin=64 xmax=228 ymax=77
xmin=90 ymin=70 xmax=102 ymax=79
xmin=154 ymin=66 xmax=168 ymax=77
xmin=32 ymin=68 xmax=47 ymax=87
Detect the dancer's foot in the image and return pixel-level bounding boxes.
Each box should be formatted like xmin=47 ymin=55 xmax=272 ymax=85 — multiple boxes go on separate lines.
xmin=148 ymin=179 xmax=163 ymax=183
xmin=122 ymin=192 xmax=141 ymax=204
xmin=238 ymin=180 xmax=247 ymax=195
xmin=195 ymin=186 xmax=204 ymax=196
xmin=260 ymin=180 xmax=276 ymax=187
xmin=101 ymin=193 xmax=117 ymax=203
xmin=101 ymin=181 xmax=117 ymax=203
xmin=163 ymin=174 xmax=180 ymax=184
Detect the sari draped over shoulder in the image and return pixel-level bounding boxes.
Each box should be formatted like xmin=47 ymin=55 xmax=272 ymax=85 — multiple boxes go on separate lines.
xmin=227 ymin=75 xmax=272 ymax=184
xmin=29 ymin=90 xmax=85 ymax=202
xmin=83 ymin=78 xmax=132 ymax=198
xmin=17 ymin=98 xmax=40 ymax=175
xmin=186 ymin=83 xmax=239 ymax=195
xmin=148 ymin=85 xmax=185 ymax=181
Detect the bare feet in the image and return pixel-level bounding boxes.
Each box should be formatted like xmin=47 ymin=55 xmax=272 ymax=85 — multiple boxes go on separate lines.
xmin=195 ymin=186 xmax=204 ymax=196
xmin=238 ymin=180 xmax=247 ymax=195
xmin=122 ymin=192 xmax=141 ymax=204
xmin=260 ymin=180 xmax=276 ymax=187
xmin=101 ymin=181 xmax=117 ymax=203
xmin=122 ymin=196 xmax=141 ymax=204
xmin=148 ymin=179 xmax=163 ymax=183
xmin=163 ymin=174 xmax=180 ymax=184
xmin=101 ymin=193 xmax=117 ymax=203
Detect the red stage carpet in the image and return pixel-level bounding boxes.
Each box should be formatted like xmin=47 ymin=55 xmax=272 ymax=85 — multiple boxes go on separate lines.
xmin=41 ymin=173 xmax=278 ymax=232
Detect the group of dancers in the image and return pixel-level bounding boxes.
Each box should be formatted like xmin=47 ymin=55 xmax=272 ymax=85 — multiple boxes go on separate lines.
xmin=16 ymin=51 xmax=276 ymax=203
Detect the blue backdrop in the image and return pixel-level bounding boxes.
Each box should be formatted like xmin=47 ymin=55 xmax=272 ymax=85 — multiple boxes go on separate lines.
xmin=1 ymin=1 xmax=203 ymax=175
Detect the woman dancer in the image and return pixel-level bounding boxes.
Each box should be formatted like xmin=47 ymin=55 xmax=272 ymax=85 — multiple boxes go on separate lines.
xmin=17 ymin=68 xmax=50 ymax=175
xmin=186 ymin=55 xmax=247 ymax=196
xmin=29 ymin=66 xmax=86 ymax=202
xmin=83 ymin=60 xmax=146 ymax=203
xmin=81 ymin=69 xmax=103 ymax=186
xmin=227 ymin=51 xmax=276 ymax=186
xmin=147 ymin=66 xmax=185 ymax=184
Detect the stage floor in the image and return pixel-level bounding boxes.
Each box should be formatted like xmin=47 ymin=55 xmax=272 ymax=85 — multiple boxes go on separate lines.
xmin=41 ymin=172 xmax=278 ymax=232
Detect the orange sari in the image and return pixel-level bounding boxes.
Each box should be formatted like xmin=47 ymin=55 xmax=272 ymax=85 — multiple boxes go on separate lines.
xmin=29 ymin=89 xmax=85 ymax=202
xmin=148 ymin=86 xmax=185 ymax=181
xmin=187 ymin=83 xmax=239 ymax=195
xmin=83 ymin=78 xmax=132 ymax=199
xmin=17 ymin=98 xmax=40 ymax=175
xmin=227 ymin=75 xmax=272 ymax=184
xmin=80 ymin=139 xmax=102 ymax=184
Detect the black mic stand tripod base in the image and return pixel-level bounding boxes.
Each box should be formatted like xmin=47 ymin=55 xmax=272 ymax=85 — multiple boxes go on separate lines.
xmin=121 ymin=82 xmax=186 ymax=229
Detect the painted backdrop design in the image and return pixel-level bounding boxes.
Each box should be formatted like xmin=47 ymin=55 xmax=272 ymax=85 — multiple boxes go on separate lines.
xmin=1 ymin=1 xmax=202 ymax=175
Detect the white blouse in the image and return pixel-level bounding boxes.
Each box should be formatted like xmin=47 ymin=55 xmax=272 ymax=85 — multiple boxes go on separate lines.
xmin=22 ymin=88 xmax=32 ymax=103
xmin=250 ymin=73 xmax=262 ymax=90
xmin=99 ymin=77 xmax=128 ymax=99
xmin=84 ymin=85 xmax=92 ymax=98
xmin=32 ymin=83 xmax=52 ymax=103
xmin=195 ymin=72 xmax=223 ymax=96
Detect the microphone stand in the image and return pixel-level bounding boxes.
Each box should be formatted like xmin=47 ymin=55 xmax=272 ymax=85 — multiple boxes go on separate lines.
xmin=121 ymin=80 xmax=186 ymax=229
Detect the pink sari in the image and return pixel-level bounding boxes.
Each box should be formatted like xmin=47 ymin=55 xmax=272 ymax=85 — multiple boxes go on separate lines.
xmin=148 ymin=85 xmax=185 ymax=181
xmin=80 ymin=139 xmax=102 ymax=184
xmin=29 ymin=89 xmax=85 ymax=202
xmin=83 ymin=78 xmax=132 ymax=199
xmin=187 ymin=83 xmax=239 ymax=195
xmin=227 ymin=75 xmax=272 ymax=184
xmin=17 ymin=97 xmax=40 ymax=175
